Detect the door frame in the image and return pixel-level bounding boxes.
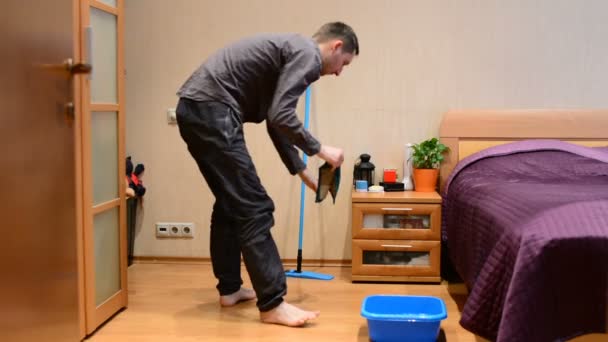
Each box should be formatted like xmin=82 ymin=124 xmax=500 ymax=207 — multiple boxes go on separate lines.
xmin=73 ymin=0 xmax=86 ymax=338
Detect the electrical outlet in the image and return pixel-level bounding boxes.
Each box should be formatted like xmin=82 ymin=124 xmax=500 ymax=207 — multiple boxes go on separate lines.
xmin=180 ymin=222 xmax=195 ymax=238
xmin=155 ymin=223 xmax=170 ymax=237
xmin=169 ymin=224 xmax=181 ymax=237
xmin=156 ymin=222 xmax=194 ymax=239
xmin=167 ymin=108 xmax=177 ymax=124
xmin=156 ymin=222 xmax=182 ymax=238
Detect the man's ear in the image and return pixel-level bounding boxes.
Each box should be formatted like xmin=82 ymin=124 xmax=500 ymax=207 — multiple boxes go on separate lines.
xmin=332 ymin=39 xmax=343 ymax=52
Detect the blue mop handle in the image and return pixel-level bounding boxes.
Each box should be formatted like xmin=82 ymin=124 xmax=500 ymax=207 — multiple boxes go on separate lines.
xmin=298 ymin=86 xmax=312 ymax=252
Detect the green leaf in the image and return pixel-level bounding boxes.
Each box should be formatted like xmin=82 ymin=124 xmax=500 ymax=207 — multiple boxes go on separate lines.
xmin=411 ymin=137 xmax=449 ymax=169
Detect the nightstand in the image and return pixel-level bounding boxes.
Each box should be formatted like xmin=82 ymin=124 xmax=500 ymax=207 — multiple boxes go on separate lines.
xmin=351 ymin=190 xmax=442 ymax=283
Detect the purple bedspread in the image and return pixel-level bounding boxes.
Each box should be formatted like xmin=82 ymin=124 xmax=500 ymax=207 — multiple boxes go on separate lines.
xmin=442 ymin=140 xmax=608 ymax=341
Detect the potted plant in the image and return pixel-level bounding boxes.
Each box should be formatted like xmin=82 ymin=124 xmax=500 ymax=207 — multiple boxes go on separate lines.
xmin=411 ymin=138 xmax=448 ymax=192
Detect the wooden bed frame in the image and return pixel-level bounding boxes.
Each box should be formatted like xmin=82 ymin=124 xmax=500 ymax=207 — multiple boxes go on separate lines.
xmin=438 ymin=109 xmax=608 ymax=191
xmin=438 ymin=109 xmax=608 ymax=341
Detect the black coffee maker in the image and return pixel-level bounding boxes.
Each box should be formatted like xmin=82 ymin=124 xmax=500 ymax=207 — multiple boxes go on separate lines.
xmin=353 ymin=153 xmax=375 ymax=186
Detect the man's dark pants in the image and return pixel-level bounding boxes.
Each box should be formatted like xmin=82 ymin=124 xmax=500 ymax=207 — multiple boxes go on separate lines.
xmin=176 ymin=98 xmax=286 ymax=312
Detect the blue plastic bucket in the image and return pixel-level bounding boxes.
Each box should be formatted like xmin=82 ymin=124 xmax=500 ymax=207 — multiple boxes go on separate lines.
xmin=361 ymin=295 xmax=447 ymax=342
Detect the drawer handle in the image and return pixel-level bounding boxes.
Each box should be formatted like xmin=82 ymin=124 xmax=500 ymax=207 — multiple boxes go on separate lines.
xmin=382 ymin=208 xmax=413 ymax=211
xmin=381 ymin=244 xmax=413 ymax=248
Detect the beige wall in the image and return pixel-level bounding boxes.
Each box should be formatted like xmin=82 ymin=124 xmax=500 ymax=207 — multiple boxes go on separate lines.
xmin=125 ymin=0 xmax=608 ymax=259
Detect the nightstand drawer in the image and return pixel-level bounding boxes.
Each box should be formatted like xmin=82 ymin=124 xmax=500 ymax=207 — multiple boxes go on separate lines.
xmin=352 ymin=239 xmax=440 ymax=278
xmin=352 ymin=203 xmax=441 ymax=240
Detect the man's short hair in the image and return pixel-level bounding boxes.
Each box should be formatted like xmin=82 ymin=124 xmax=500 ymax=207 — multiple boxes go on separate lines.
xmin=313 ymin=22 xmax=359 ymax=55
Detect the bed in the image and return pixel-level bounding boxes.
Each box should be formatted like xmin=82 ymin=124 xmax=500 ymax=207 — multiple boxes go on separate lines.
xmin=438 ymin=110 xmax=608 ymax=342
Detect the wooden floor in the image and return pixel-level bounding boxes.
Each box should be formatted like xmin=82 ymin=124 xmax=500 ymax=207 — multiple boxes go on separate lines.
xmin=86 ymin=263 xmax=604 ymax=342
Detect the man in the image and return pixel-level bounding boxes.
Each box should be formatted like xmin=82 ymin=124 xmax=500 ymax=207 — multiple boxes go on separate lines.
xmin=175 ymin=22 xmax=358 ymax=327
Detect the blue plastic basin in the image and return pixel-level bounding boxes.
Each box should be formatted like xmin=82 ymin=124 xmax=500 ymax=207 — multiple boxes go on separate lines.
xmin=361 ymin=295 xmax=447 ymax=342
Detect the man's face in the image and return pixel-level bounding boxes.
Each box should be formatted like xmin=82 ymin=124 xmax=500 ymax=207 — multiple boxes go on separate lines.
xmin=321 ymin=40 xmax=354 ymax=77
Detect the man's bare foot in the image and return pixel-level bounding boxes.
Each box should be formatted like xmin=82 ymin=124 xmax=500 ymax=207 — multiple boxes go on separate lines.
xmin=219 ymin=287 xmax=257 ymax=307
xmin=260 ymin=302 xmax=320 ymax=327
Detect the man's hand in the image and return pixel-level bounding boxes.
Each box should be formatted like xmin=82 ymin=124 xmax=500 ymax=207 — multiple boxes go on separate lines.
xmin=317 ymin=145 xmax=344 ymax=170
xmin=298 ymin=168 xmax=317 ymax=192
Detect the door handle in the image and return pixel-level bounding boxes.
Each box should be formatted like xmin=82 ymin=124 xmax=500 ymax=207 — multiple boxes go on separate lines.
xmin=38 ymin=58 xmax=92 ymax=76
xmin=381 ymin=244 xmax=413 ymax=248
xmin=64 ymin=58 xmax=92 ymax=74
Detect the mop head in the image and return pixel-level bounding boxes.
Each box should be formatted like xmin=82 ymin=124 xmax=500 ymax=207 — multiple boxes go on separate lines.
xmin=285 ymin=269 xmax=334 ymax=280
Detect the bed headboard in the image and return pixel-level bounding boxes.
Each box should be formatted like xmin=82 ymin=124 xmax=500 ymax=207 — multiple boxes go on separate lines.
xmin=438 ymin=109 xmax=608 ymax=191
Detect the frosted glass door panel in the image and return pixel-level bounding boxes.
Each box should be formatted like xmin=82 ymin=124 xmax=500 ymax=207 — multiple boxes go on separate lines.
xmin=94 ymin=207 xmax=120 ymax=305
xmin=91 ymin=111 xmax=118 ymax=204
xmin=90 ymin=7 xmax=117 ymax=103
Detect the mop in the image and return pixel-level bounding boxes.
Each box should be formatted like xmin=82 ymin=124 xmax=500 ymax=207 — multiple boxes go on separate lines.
xmin=285 ymin=86 xmax=334 ymax=280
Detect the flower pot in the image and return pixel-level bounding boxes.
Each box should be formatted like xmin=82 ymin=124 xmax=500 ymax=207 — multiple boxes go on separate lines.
xmin=413 ymin=168 xmax=438 ymax=192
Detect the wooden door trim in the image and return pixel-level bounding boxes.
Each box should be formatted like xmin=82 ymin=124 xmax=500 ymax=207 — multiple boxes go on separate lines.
xmin=90 ymin=103 xmax=119 ymax=111
xmin=80 ymin=0 xmax=95 ymax=330
xmin=90 ymin=0 xmax=118 ymax=15
xmin=117 ymin=0 xmax=128 ymax=310
xmin=73 ymin=0 xmax=86 ymax=338
xmin=94 ymin=290 xmax=125 ymax=328
xmin=92 ymin=198 xmax=120 ymax=214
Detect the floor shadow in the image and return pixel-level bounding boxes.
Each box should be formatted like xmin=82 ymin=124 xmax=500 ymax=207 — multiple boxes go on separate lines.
xmin=173 ymin=299 xmax=259 ymax=328
xmin=357 ymin=324 xmax=369 ymax=341
xmin=356 ymin=326 xmax=448 ymax=342
xmin=283 ymin=292 xmax=312 ymax=305
xmin=191 ymin=287 xmax=218 ymax=302
xmin=437 ymin=328 xmax=447 ymax=341
xmin=446 ymin=281 xmax=469 ymax=312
